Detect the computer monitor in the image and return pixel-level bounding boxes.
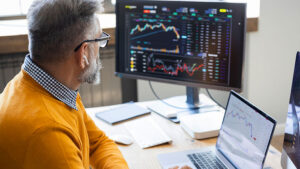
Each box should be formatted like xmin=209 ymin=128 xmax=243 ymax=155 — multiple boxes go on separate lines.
xmin=281 ymin=52 xmax=300 ymax=169
xmin=115 ymin=0 xmax=246 ymax=109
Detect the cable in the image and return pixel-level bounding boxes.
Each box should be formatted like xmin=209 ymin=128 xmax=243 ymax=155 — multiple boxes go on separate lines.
xmin=205 ymin=88 xmax=226 ymax=109
xmin=149 ymin=81 xmax=226 ymax=109
xmin=148 ymin=81 xmax=199 ymax=110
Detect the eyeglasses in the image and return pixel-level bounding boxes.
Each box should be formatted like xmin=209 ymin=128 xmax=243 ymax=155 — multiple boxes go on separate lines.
xmin=74 ymin=32 xmax=111 ymax=52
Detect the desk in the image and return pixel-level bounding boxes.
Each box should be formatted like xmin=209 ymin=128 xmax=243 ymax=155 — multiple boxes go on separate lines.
xmin=86 ymin=101 xmax=282 ymax=169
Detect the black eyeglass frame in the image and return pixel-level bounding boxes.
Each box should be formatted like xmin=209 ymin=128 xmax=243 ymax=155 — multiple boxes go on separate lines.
xmin=74 ymin=32 xmax=111 ymax=52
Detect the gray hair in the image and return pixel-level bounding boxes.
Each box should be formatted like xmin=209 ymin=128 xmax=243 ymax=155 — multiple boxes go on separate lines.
xmin=27 ymin=0 xmax=102 ymax=63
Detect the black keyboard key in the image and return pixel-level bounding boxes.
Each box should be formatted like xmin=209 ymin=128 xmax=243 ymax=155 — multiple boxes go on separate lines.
xmin=187 ymin=151 xmax=228 ymax=169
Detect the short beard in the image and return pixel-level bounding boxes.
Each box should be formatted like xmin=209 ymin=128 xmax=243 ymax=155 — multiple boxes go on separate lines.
xmin=79 ymin=48 xmax=102 ymax=84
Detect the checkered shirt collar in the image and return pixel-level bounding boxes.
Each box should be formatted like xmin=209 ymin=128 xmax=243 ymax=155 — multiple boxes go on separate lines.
xmin=22 ymin=55 xmax=78 ymax=110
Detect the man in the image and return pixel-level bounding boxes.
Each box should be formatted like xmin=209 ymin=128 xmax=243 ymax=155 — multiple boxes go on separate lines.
xmin=0 ymin=0 xmax=129 ymax=168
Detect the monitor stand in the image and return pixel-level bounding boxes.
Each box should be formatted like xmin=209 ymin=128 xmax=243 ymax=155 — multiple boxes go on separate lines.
xmin=147 ymin=87 xmax=220 ymax=123
xmin=186 ymin=87 xmax=200 ymax=108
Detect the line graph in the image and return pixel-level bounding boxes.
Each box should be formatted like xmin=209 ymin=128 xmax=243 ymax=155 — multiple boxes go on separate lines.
xmin=147 ymin=63 xmax=204 ymax=76
xmin=129 ymin=18 xmax=181 ymax=55
xmin=226 ymin=110 xmax=256 ymax=141
xmin=217 ymin=94 xmax=275 ymax=168
xmin=146 ymin=55 xmax=204 ymax=76
xmin=130 ymin=23 xmax=180 ymax=39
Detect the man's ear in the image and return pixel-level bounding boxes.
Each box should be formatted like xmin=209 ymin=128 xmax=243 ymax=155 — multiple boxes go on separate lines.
xmin=75 ymin=42 xmax=89 ymax=69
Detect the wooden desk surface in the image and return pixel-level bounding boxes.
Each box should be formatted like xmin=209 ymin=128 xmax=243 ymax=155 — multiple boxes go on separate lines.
xmin=86 ymin=103 xmax=282 ymax=169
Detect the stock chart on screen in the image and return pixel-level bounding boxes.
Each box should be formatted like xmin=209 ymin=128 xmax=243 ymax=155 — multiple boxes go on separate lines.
xmin=117 ymin=1 xmax=245 ymax=88
xmin=216 ymin=94 xmax=275 ymax=168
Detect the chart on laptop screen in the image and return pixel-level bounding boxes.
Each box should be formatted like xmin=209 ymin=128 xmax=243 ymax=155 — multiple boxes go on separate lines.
xmin=217 ymin=94 xmax=274 ymax=169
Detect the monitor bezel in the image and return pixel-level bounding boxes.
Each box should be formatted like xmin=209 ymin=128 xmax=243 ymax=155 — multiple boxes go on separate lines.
xmin=115 ymin=0 xmax=247 ymax=92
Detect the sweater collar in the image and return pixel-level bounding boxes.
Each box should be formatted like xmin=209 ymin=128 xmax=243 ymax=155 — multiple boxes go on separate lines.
xmin=22 ymin=55 xmax=78 ymax=110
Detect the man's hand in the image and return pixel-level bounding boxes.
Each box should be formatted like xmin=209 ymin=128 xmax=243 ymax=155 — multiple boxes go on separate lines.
xmin=168 ymin=165 xmax=193 ymax=169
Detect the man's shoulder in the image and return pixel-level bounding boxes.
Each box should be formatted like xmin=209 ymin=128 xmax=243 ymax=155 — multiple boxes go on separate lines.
xmin=0 ymin=84 xmax=53 ymax=133
xmin=0 ymin=73 xmax=48 ymax=113
xmin=0 ymin=70 xmax=83 ymax=146
xmin=0 ymin=70 xmax=58 ymax=112
xmin=0 ymin=83 xmax=76 ymax=149
xmin=0 ymin=71 xmax=60 ymax=133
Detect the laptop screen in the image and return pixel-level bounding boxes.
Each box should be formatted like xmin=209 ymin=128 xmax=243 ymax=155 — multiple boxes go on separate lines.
xmin=216 ymin=92 xmax=276 ymax=169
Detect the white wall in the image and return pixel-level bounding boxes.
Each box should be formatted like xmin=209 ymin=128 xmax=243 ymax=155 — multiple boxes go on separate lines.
xmin=245 ymin=0 xmax=300 ymax=131
xmin=137 ymin=0 xmax=300 ymax=134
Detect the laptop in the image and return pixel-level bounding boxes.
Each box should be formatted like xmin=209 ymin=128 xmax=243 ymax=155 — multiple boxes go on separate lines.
xmin=158 ymin=91 xmax=276 ymax=169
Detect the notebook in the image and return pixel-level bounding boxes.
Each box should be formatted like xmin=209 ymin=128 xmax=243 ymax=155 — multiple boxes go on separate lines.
xmin=95 ymin=102 xmax=150 ymax=124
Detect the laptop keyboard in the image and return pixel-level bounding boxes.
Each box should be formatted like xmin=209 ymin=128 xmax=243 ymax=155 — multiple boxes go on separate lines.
xmin=187 ymin=151 xmax=228 ymax=169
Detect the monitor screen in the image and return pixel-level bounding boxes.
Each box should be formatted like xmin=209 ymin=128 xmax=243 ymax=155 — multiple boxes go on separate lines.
xmin=116 ymin=0 xmax=246 ymax=91
xmin=217 ymin=92 xmax=276 ymax=168
xmin=282 ymin=52 xmax=300 ymax=168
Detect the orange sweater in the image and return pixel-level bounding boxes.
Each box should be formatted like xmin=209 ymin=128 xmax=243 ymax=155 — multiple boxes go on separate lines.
xmin=0 ymin=70 xmax=129 ymax=169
